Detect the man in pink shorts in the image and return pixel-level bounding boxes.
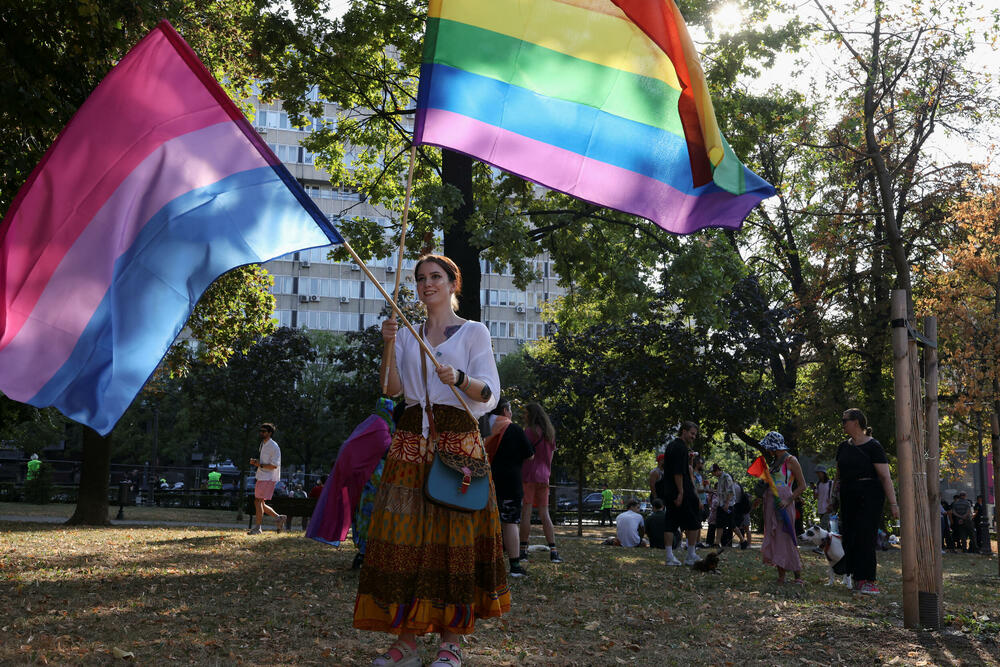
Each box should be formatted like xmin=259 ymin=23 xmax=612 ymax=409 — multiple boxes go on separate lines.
xmin=248 ymin=423 xmax=285 ymax=534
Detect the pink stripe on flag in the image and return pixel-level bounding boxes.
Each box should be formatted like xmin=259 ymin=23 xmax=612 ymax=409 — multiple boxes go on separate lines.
xmin=1 ymin=28 xmax=231 ymax=350
xmin=0 ymin=122 xmax=269 ymax=400
xmin=418 ymin=108 xmax=757 ymax=234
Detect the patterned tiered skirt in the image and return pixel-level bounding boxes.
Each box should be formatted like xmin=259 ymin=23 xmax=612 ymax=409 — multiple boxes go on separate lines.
xmin=353 ymin=405 xmax=510 ymax=635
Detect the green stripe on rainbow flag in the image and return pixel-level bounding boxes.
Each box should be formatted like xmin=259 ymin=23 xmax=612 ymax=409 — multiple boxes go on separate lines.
xmin=424 ymin=17 xmax=685 ymax=137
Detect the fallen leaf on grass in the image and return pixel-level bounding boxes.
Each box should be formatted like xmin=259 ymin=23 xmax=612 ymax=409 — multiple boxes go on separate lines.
xmin=584 ymin=621 xmax=600 ymax=631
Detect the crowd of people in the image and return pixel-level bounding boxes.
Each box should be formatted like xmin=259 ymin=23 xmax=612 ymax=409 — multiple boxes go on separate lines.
xmin=244 ymin=254 xmax=994 ymax=666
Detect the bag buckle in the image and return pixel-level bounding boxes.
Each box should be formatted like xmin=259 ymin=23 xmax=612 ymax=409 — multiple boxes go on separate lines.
xmin=459 ymin=466 xmax=472 ymax=494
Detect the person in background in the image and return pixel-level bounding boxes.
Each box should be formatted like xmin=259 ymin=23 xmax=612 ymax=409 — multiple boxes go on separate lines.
xmin=941 ymin=498 xmax=954 ymax=552
xmin=248 ymin=422 xmax=286 ymax=535
xmin=518 ymin=402 xmax=563 ymax=564
xmin=615 ymin=499 xmax=646 ymax=547
xmin=710 ymin=463 xmax=736 ymax=548
xmin=309 ymin=476 xmax=326 ymax=499
xmin=645 ymin=498 xmax=667 ymax=549
xmin=657 ymin=421 xmax=702 ymax=566
xmin=485 ymin=397 xmax=535 ymax=578
xmin=758 ymin=431 xmax=805 ymax=585
xmin=974 ymin=494 xmax=991 ymax=554
xmin=815 ymin=465 xmax=833 ymax=531
xmin=837 ymin=408 xmax=899 ymax=595
xmin=648 ymin=454 xmax=665 ymax=502
xmin=599 ymin=487 xmax=614 ymax=526
xmin=207 ymin=469 xmax=222 ymax=491
xmin=26 ymin=454 xmax=41 ymax=482
xmin=950 ymin=491 xmax=975 ymax=553
xmin=731 ymin=479 xmax=751 ymax=549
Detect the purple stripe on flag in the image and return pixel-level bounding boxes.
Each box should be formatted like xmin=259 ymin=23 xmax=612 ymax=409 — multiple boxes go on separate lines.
xmin=418 ymin=108 xmax=760 ymax=234
xmin=0 ymin=122 xmax=269 ymax=401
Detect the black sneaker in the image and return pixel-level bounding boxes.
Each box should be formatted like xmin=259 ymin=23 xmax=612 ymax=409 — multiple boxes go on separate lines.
xmin=519 ymin=550 xmax=529 ymax=561
xmin=509 ymin=563 xmax=528 ymax=578
xmin=550 ymin=550 xmax=563 ymax=563
xmin=351 ymin=553 xmax=364 ymax=570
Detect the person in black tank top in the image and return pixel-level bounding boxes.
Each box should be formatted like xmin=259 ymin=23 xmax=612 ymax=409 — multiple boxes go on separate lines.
xmin=836 ymin=408 xmax=899 ymax=595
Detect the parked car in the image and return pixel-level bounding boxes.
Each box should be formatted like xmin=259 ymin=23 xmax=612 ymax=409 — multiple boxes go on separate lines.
xmin=209 ymin=459 xmax=240 ymax=474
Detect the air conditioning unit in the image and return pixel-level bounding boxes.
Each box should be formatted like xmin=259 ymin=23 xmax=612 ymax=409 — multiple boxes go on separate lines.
xmin=516 ymin=338 xmax=525 ymax=345
xmin=515 ymin=304 xmax=525 ymax=313
xmin=351 ymin=264 xmax=360 ymax=271
xmin=255 ymin=126 xmax=267 ymax=134
xmin=309 ymin=295 xmax=320 ymax=302
xmin=340 ymin=296 xmax=351 ymax=303
xmin=385 ymin=265 xmax=395 ymax=273
xmin=299 ymin=260 xmax=310 ymax=268
xmin=533 ymin=306 xmax=542 ymax=313
xmin=298 ymin=295 xmax=309 ymax=303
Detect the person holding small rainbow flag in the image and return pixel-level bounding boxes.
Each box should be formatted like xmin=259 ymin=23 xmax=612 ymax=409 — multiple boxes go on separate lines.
xmin=748 ymin=432 xmax=806 ymax=584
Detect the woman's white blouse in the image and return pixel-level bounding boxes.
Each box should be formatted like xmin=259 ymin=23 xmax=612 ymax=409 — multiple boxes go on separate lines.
xmin=394 ymin=321 xmax=500 ymax=437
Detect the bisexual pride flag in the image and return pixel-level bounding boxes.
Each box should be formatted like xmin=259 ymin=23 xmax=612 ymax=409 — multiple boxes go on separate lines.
xmin=415 ymin=0 xmax=775 ymax=234
xmin=0 ymin=21 xmax=341 ymax=435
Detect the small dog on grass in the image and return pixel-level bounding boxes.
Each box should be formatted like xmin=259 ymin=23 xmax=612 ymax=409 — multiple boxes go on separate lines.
xmin=799 ymin=525 xmax=852 ymax=588
xmin=691 ymin=550 xmax=720 ymax=574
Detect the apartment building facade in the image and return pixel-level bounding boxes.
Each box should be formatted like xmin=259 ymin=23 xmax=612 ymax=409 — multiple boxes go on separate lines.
xmin=252 ymin=92 xmax=565 ymax=361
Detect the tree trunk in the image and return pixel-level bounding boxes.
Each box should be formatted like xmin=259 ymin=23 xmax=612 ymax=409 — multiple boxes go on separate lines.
xmin=66 ymin=427 xmax=112 ymax=526
xmin=441 ymin=149 xmax=482 ymax=322
xmin=577 ymin=459 xmax=585 ymax=538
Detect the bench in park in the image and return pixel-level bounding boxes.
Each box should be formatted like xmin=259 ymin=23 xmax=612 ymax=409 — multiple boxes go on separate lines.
xmin=242 ymin=496 xmax=317 ymax=530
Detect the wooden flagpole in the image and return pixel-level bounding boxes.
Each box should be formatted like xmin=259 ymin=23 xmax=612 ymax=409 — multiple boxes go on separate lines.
xmin=341 ymin=239 xmax=476 ymax=417
xmin=381 ymin=145 xmax=417 ymax=394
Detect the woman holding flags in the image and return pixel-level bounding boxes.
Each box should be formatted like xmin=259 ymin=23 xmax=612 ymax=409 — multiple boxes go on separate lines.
xmin=354 ymin=254 xmax=506 ymax=667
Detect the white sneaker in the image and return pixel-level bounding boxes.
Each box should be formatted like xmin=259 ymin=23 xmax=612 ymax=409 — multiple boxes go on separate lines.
xmin=665 ymin=556 xmax=682 ymax=566
xmin=684 ymin=554 xmax=699 ymax=566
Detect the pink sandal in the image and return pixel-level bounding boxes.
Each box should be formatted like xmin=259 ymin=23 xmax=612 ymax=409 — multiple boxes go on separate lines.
xmin=372 ymin=640 xmax=421 ymax=666
xmin=431 ymin=641 xmax=462 ymax=666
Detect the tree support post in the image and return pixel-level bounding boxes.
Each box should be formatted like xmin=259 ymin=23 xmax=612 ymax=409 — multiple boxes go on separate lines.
xmin=892 ymin=290 xmax=938 ymax=628
xmin=923 ymin=316 xmax=942 ymax=625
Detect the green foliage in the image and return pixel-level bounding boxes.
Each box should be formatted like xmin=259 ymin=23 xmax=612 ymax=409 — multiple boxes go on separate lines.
xmin=182 ymin=326 xmax=317 ymax=467
xmin=0 ymin=0 xmax=265 ymax=216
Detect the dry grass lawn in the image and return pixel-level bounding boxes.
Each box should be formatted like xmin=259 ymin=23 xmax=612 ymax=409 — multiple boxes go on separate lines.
xmin=1 ymin=512 xmax=997 ymax=665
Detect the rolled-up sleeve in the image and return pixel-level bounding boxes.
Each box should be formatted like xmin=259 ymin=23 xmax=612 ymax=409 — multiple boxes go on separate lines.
xmin=467 ymin=323 xmax=500 ymax=415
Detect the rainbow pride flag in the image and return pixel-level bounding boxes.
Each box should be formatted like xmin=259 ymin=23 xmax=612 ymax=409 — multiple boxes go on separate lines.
xmin=0 ymin=21 xmax=341 ymax=435
xmin=414 ymin=0 xmax=775 ymax=234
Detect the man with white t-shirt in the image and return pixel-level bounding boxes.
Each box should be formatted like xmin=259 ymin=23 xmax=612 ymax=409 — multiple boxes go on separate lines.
xmin=615 ymin=500 xmax=646 ymax=547
xmin=248 ymin=422 xmax=285 ymax=534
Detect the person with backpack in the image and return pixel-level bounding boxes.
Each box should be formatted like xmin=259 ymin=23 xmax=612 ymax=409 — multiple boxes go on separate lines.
xmin=731 ymin=479 xmax=751 ymax=549
xmin=710 ymin=463 xmax=736 ymax=548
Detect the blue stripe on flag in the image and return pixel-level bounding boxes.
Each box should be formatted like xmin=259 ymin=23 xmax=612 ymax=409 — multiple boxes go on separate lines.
xmin=29 ymin=166 xmax=339 ymax=434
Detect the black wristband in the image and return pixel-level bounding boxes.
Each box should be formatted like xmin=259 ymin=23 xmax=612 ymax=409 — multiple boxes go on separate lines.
xmin=455 ymin=369 xmax=466 ymax=387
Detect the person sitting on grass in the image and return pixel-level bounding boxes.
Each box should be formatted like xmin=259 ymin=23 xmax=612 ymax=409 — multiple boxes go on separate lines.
xmin=645 ymin=498 xmax=666 ymax=549
xmin=614 ymin=500 xmax=646 ymax=547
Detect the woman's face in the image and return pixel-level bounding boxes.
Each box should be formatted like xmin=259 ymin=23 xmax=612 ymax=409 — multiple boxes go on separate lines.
xmin=415 ymin=261 xmax=454 ymax=307
xmin=841 ymin=413 xmax=854 ymax=434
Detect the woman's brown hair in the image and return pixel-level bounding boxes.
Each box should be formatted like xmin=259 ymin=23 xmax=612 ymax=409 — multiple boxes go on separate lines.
xmin=524 ymin=402 xmax=555 ymax=443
